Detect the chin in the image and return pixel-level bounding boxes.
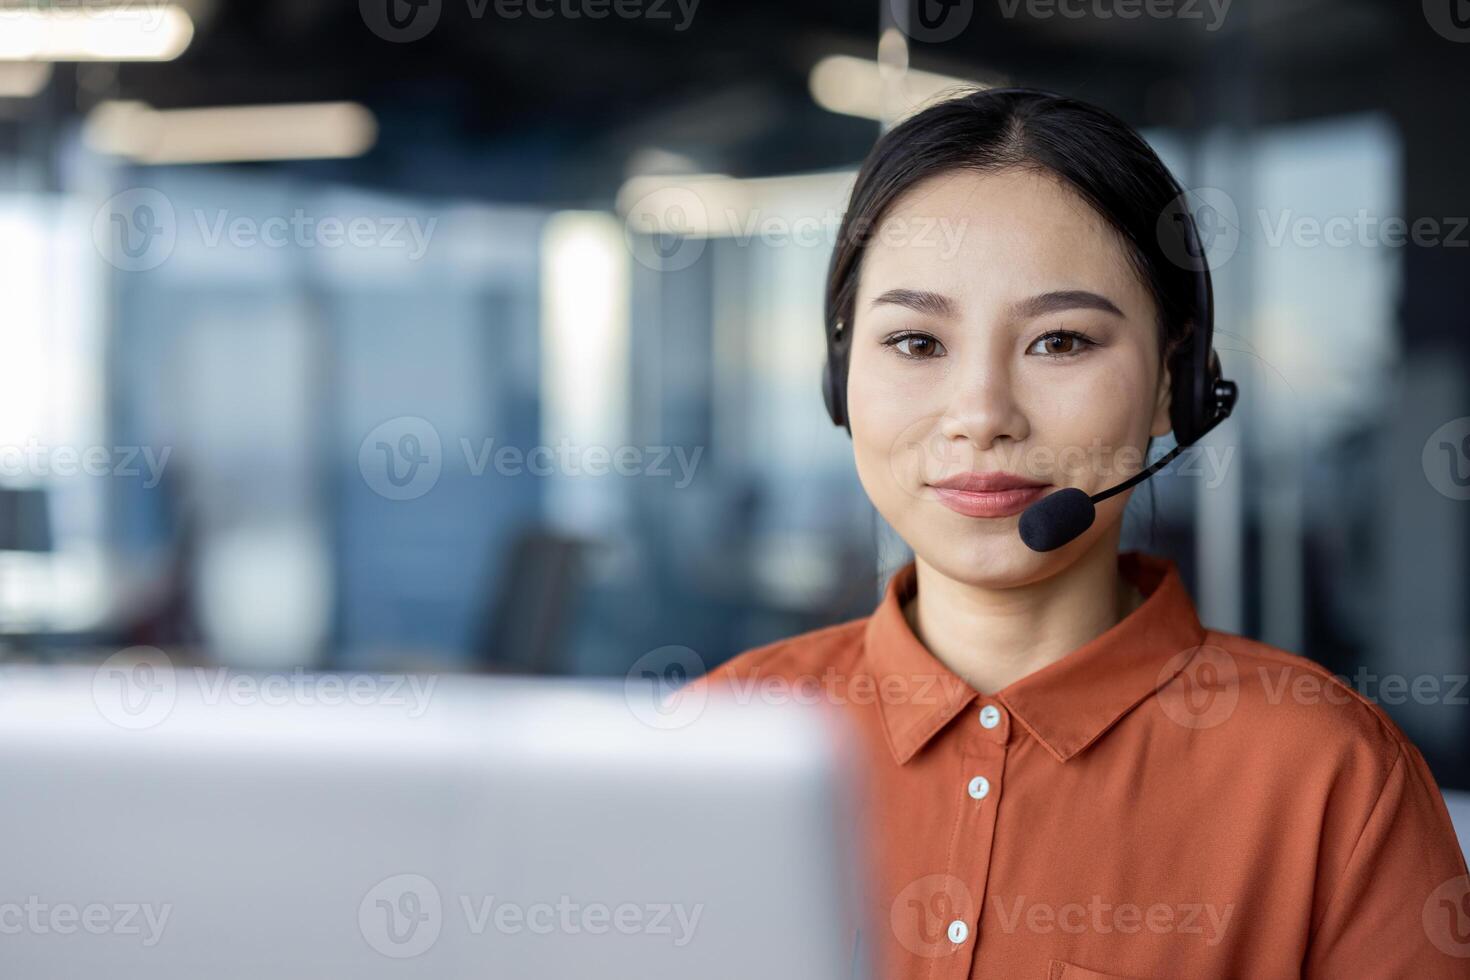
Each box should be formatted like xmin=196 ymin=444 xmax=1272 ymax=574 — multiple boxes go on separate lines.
xmin=905 ymin=527 xmax=1055 ymax=587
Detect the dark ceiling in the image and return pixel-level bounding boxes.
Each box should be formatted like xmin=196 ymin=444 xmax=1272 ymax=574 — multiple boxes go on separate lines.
xmin=9 ymin=0 xmax=1459 ymax=205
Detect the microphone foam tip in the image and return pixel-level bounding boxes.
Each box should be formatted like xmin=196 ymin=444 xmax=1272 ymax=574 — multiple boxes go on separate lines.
xmin=1019 ymin=487 xmax=1096 ymax=553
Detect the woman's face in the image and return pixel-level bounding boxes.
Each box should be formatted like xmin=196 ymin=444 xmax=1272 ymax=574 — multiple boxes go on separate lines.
xmin=847 ymin=166 xmax=1174 ymax=587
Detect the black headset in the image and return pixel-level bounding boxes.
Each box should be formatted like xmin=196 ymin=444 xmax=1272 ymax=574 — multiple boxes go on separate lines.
xmin=820 ymin=179 xmax=1238 ymax=452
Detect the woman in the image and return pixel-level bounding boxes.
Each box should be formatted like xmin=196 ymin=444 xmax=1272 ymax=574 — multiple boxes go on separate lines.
xmin=692 ymin=88 xmax=1470 ymax=978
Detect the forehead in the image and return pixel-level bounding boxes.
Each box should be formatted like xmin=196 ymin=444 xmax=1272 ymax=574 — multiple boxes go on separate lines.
xmin=856 ymin=166 xmax=1152 ymax=320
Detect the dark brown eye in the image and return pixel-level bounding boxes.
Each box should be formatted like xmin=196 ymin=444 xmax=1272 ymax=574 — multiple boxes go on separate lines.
xmin=1029 ymin=330 xmax=1095 ymax=358
xmin=887 ymin=333 xmax=945 ymax=359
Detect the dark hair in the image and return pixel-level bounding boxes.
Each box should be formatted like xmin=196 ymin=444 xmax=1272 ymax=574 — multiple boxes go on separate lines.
xmin=824 ymin=86 xmax=1201 ymax=427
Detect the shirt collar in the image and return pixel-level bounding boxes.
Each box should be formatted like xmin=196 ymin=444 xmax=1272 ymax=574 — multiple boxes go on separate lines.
xmin=861 ymin=550 xmax=1207 ymax=765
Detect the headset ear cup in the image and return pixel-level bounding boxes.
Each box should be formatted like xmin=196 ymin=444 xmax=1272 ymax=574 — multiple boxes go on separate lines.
xmin=823 ymin=356 xmax=850 ymax=431
xmin=823 ymin=320 xmax=849 ymax=430
xmin=1168 ymin=321 xmax=1225 ymax=446
xmin=821 ymin=359 xmax=840 ymax=426
xmin=1166 ymin=336 xmax=1194 ymax=446
xmin=1159 ymin=186 xmax=1217 ymax=449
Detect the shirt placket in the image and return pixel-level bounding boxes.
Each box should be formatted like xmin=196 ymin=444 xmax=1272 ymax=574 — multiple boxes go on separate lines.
xmin=935 ymin=696 xmax=1011 ymax=980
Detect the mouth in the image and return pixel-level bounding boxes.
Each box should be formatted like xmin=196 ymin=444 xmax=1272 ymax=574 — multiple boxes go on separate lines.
xmin=927 ymin=473 xmax=1052 ymax=519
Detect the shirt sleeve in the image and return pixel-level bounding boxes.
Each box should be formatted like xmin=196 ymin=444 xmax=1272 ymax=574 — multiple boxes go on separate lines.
xmin=1305 ymin=739 xmax=1470 ymax=978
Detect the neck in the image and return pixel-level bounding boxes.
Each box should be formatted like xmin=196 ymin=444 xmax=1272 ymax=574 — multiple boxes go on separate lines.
xmin=901 ymin=527 xmax=1142 ymax=695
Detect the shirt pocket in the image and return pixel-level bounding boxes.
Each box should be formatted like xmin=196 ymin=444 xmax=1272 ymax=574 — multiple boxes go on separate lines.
xmin=1047 ymin=958 xmax=1150 ymax=980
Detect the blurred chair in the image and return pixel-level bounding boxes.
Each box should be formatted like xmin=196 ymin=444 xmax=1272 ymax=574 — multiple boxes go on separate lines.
xmin=0 ymin=487 xmax=52 ymax=554
xmin=0 ymin=487 xmax=53 ymax=639
xmin=473 ymin=527 xmax=590 ymax=674
xmin=0 ymin=488 xmax=67 ymax=656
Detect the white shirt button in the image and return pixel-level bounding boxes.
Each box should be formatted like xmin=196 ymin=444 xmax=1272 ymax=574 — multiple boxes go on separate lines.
xmin=979 ymin=704 xmax=1002 ymax=729
xmin=947 ymin=919 xmax=969 ymax=944
xmin=967 ymin=776 xmax=990 ymax=799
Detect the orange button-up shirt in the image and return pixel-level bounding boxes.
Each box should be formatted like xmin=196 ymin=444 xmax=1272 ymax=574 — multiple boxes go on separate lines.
xmin=695 ymin=550 xmax=1470 ymax=979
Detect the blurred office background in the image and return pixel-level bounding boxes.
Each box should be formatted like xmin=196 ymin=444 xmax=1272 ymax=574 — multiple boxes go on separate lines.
xmin=1 ymin=0 xmax=1468 ymax=789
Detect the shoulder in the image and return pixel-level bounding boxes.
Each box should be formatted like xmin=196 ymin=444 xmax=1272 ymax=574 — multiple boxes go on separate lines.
xmin=1192 ymin=628 xmax=1431 ymax=781
xmin=1172 ymin=630 xmax=1468 ymax=902
xmin=694 ymin=616 xmax=870 ymax=695
xmin=1194 ymin=639 xmax=1470 ymax=966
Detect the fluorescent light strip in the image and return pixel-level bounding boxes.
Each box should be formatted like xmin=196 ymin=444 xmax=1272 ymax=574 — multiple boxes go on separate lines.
xmin=84 ymin=100 xmax=379 ymax=164
xmin=809 ymin=54 xmax=989 ymax=123
xmin=0 ymin=62 xmax=51 ymax=97
xmin=617 ymin=170 xmax=857 ymax=239
xmin=0 ymin=5 xmax=194 ymax=62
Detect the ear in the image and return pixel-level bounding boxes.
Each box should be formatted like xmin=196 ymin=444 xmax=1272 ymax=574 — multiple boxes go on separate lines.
xmin=1150 ymin=352 xmax=1174 ymax=439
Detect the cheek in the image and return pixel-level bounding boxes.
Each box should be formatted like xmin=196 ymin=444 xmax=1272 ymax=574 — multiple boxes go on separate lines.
xmin=846 ymin=346 xmax=930 ymax=422
xmin=846 ymin=348 xmax=929 ymax=508
xmin=1027 ymin=361 xmax=1155 ymax=481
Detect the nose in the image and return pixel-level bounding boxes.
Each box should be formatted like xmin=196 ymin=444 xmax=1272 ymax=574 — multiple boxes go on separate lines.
xmin=934 ymin=346 xmax=1029 ymax=451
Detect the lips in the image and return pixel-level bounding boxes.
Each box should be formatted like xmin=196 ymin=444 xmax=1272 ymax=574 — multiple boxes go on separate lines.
xmin=928 ymin=472 xmax=1052 ymax=519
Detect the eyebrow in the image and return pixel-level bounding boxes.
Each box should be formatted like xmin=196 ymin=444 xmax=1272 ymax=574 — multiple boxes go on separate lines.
xmin=869 ymin=288 xmax=1125 ymax=320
